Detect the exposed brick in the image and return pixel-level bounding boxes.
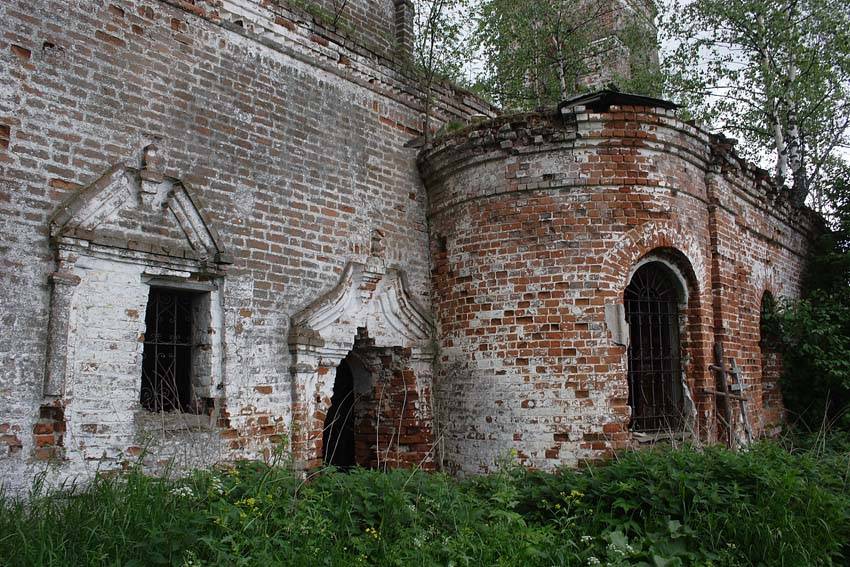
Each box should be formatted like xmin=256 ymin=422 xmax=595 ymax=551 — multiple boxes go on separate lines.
xmin=33 ymin=422 xmax=54 ymax=435
xmin=49 ymin=178 xmax=83 ymax=191
xmin=420 ymin=101 xmax=815 ymax=473
xmin=0 ymin=0 xmax=808 ymax=494
xmin=10 ymin=44 xmax=31 ymax=60
xmin=94 ymin=30 xmax=125 ymax=48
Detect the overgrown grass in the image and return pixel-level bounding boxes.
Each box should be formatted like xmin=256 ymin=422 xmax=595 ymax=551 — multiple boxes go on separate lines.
xmin=1 ymin=438 xmax=848 ymax=566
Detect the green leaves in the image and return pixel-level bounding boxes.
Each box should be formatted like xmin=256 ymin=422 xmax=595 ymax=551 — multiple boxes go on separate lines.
xmin=412 ymin=0 xmax=471 ymax=86
xmin=2 ymin=443 xmax=849 ymax=566
xmin=471 ymin=0 xmax=662 ymax=109
xmin=661 ymin=0 xmax=850 ymax=202
xmin=767 ymin=170 xmax=850 ymax=428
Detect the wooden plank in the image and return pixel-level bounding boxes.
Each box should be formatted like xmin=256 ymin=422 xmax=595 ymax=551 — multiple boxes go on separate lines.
xmin=713 ymin=341 xmax=734 ymax=448
xmin=701 ymin=388 xmax=748 ymax=402
xmin=731 ymin=359 xmax=754 ymax=444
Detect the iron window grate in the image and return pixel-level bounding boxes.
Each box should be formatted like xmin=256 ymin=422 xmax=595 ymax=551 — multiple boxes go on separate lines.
xmin=625 ymin=265 xmax=684 ymax=432
xmin=140 ymin=288 xmax=194 ymax=412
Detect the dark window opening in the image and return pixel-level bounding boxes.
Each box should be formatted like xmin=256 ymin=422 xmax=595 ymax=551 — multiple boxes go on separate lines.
xmin=140 ymin=288 xmax=195 ymax=412
xmin=323 ymin=359 xmax=357 ymax=469
xmin=759 ymin=291 xmax=777 ymax=349
xmin=625 ymin=263 xmax=684 ymax=432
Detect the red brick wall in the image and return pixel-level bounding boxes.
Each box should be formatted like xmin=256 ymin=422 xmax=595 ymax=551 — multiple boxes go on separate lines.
xmin=419 ymin=103 xmax=815 ymax=472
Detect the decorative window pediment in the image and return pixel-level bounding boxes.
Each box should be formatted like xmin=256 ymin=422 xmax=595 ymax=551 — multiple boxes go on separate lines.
xmin=42 ymin=146 xmax=227 ymax=407
xmin=289 ymin=259 xmax=435 ymax=355
xmin=49 ymin=145 xmax=229 ymax=267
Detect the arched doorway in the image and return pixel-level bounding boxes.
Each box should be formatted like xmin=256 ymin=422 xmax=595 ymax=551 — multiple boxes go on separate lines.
xmin=287 ymin=261 xmax=436 ymax=471
xmin=625 ymin=262 xmax=685 ymax=432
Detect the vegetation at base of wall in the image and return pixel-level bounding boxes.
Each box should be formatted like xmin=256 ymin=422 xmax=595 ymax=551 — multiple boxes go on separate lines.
xmin=1 ymin=439 xmax=848 ymax=566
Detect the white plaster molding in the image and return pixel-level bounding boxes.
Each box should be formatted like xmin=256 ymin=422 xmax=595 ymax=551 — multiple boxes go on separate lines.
xmin=43 ymin=157 xmax=230 ymax=402
xmin=289 ymin=260 xmax=434 ymax=355
xmin=49 ymin=165 xmax=229 ymax=267
xmin=288 ymin=259 xmax=435 ymax=468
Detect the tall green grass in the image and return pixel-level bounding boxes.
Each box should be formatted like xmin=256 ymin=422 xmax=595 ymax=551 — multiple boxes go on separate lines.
xmin=1 ymin=438 xmax=848 ymax=566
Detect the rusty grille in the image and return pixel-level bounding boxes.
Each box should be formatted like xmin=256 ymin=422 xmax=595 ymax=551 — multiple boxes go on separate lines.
xmin=625 ymin=264 xmax=684 ymax=432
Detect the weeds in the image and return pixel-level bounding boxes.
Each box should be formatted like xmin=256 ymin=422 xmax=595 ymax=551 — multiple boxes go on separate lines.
xmin=1 ymin=438 xmax=848 ymax=566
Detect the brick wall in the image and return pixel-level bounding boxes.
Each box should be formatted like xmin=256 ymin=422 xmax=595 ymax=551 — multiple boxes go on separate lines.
xmin=271 ymin=0 xmax=400 ymax=61
xmin=0 ymin=0 xmax=490 ymax=492
xmin=0 ymin=0 xmax=816 ymax=489
xmin=418 ymin=98 xmax=816 ymax=473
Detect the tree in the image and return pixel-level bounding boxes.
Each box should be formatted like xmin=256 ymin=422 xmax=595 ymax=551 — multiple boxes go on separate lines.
xmin=663 ymin=0 xmax=850 ymax=205
xmin=411 ymin=0 xmax=471 ymax=140
xmin=472 ymin=0 xmax=663 ymax=110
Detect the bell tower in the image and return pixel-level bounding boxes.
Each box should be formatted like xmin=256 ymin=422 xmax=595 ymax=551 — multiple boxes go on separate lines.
xmin=578 ymin=0 xmax=660 ymax=93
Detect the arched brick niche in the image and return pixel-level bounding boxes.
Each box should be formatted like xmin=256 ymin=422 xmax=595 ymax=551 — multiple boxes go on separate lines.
xmin=417 ymin=92 xmax=813 ymax=474
xmin=288 ymin=257 xmax=436 ymax=470
xmin=619 ymin=248 xmax=712 ymax=442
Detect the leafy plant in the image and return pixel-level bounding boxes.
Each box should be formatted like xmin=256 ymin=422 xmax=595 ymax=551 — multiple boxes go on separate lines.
xmin=662 ymin=0 xmax=850 ymax=204
xmin=472 ymin=0 xmax=662 ymax=110
xmin=766 ymin=167 xmax=850 ymax=429
xmin=2 ymin=440 xmax=848 ymax=566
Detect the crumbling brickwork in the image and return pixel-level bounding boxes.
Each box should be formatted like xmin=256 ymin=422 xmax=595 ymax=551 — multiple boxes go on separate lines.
xmin=0 ymin=0 xmax=488 ymax=493
xmin=418 ymin=94 xmax=817 ymax=473
xmin=0 ymin=1 xmax=815 ymax=492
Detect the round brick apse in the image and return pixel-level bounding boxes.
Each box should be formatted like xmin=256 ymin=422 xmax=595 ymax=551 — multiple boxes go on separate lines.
xmin=417 ymin=94 xmax=815 ymax=474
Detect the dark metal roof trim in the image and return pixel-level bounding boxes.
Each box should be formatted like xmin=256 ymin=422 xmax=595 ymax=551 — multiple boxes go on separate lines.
xmin=558 ymin=89 xmax=678 ymax=114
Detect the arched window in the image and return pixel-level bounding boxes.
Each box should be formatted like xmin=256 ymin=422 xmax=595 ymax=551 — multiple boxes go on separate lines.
xmin=625 ymin=262 xmax=684 ymax=432
xmin=759 ymin=291 xmax=781 ymax=412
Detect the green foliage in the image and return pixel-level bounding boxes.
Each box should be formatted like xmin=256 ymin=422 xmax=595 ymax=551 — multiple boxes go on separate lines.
xmin=412 ymin=0 xmax=471 ymax=85
xmin=770 ymin=290 xmax=850 ymax=419
xmin=767 ymin=168 xmax=850 ymax=429
xmin=662 ymin=0 xmax=850 ymax=202
xmin=472 ymin=0 xmax=662 ymax=110
xmin=2 ymin=441 xmax=849 ymax=566
xmin=409 ymin=0 xmax=473 ymax=139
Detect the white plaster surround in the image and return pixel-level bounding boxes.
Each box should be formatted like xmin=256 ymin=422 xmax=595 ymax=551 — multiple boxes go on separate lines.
xmin=287 ymin=256 xmax=435 ymax=466
xmin=39 ymin=152 xmax=231 ymax=475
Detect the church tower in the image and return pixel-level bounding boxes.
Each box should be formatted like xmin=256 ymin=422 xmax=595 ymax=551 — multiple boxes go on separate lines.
xmin=578 ymin=0 xmax=661 ymax=93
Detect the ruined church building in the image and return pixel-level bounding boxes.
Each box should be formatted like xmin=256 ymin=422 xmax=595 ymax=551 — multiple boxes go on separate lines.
xmin=0 ymin=0 xmax=817 ymax=491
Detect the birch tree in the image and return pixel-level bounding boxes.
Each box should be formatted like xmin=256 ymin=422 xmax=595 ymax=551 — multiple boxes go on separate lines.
xmin=663 ymin=0 xmax=850 ymax=205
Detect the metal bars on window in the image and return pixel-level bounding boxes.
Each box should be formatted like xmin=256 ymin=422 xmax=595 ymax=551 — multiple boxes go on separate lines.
xmin=625 ymin=264 xmax=684 ymax=432
xmin=140 ymin=289 xmax=194 ymax=412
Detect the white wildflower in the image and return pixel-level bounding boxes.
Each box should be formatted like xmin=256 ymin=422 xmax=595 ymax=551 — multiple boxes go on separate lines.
xmin=170 ymin=485 xmax=194 ymax=498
